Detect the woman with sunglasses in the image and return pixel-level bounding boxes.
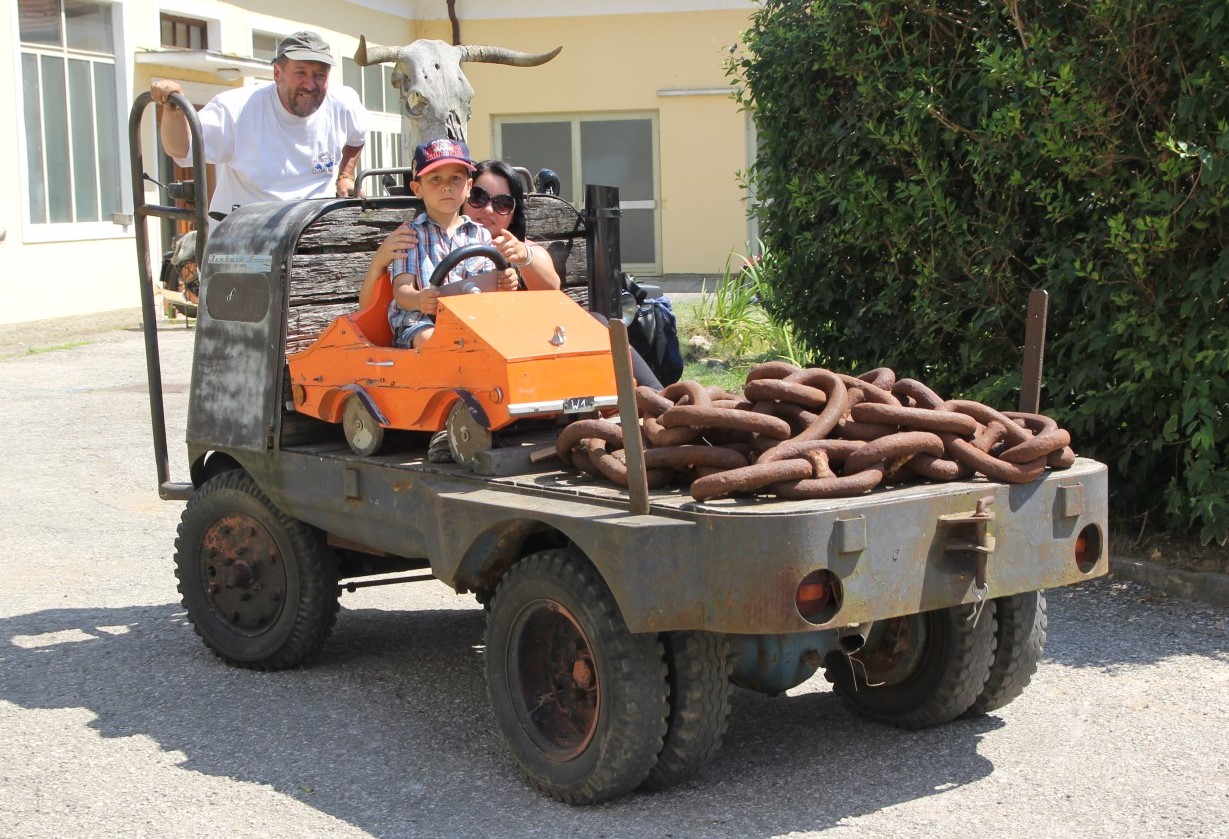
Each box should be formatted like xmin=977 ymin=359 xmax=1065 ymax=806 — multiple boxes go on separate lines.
xmin=466 ymin=159 xmax=563 ymax=292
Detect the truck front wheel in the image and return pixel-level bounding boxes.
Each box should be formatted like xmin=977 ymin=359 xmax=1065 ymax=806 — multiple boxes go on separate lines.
xmin=174 ymin=470 xmax=340 ymax=670
xmin=485 ymin=550 xmax=668 ymax=804
xmin=825 ymin=603 xmax=995 ymax=729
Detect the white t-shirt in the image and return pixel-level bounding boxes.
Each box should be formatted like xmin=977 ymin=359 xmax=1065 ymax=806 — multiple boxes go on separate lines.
xmin=175 ymin=82 xmax=367 ymax=222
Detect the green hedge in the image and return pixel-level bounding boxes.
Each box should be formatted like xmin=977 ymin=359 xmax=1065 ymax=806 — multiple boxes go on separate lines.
xmin=733 ymin=0 xmax=1229 ymax=543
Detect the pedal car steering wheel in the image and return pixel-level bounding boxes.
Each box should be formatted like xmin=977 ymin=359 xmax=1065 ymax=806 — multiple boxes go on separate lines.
xmin=427 ymin=244 xmax=510 ymax=288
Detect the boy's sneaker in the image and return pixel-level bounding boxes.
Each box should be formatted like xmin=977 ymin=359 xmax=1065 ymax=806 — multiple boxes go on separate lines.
xmin=427 ymin=430 xmax=454 ymax=463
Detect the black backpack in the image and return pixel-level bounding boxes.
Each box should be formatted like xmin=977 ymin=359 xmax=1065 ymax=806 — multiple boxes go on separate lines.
xmin=625 ymin=276 xmax=684 ymax=387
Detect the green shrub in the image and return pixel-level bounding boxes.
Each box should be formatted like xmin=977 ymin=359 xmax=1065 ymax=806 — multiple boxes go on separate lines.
xmin=696 ymin=245 xmax=807 ymax=365
xmin=732 ymin=0 xmax=1229 ymax=543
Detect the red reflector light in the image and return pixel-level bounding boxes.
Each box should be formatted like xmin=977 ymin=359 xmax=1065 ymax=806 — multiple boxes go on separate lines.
xmin=797 ymin=582 xmax=829 ymax=606
xmin=1074 ymin=524 xmax=1101 ymax=573
xmin=796 ymin=570 xmax=841 ymax=624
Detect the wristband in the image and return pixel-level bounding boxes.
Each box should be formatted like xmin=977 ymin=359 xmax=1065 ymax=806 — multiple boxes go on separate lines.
xmin=337 ymin=174 xmax=355 ymax=183
xmin=510 ymin=243 xmax=534 ymax=268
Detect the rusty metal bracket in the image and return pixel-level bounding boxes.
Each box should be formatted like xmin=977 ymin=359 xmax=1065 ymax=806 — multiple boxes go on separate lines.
xmin=938 ymin=495 xmax=996 ymax=625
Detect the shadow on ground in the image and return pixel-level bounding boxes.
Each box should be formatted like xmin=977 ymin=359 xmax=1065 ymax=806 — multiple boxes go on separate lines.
xmin=2 ymin=601 xmax=1004 ymax=838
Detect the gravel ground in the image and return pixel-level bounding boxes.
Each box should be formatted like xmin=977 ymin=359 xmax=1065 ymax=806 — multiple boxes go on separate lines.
xmin=1 ymin=321 xmax=1226 ymax=838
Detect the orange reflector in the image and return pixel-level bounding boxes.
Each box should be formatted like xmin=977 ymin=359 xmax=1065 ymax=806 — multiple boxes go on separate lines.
xmin=795 ymin=569 xmax=842 ymax=624
xmin=1074 ymin=524 xmax=1101 ymax=573
xmin=797 ymin=583 xmax=829 ymax=606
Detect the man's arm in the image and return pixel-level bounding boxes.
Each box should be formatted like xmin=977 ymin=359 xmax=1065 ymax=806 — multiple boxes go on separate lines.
xmin=149 ymin=80 xmax=191 ymax=159
xmin=336 ymin=144 xmax=363 ymax=197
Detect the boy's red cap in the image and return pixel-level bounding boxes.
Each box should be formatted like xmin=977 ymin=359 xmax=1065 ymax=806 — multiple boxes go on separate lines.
xmin=412 ymin=139 xmax=475 ymax=179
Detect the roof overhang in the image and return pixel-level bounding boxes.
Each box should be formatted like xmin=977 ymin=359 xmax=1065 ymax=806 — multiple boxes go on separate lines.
xmin=135 ymin=49 xmax=271 ymax=82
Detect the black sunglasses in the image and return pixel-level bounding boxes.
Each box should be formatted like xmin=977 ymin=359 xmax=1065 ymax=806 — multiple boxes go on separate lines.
xmin=467 ymin=185 xmax=516 ymax=215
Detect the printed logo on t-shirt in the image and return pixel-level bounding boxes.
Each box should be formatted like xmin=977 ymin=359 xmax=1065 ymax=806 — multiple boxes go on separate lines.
xmin=312 ymin=151 xmax=336 ymax=175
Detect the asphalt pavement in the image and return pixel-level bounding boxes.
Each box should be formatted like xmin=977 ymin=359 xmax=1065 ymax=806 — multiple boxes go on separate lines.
xmin=1 ymin=316 xmax=1226 ymax=838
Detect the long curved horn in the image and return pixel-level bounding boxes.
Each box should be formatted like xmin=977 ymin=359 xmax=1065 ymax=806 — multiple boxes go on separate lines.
xmin=456 ymin=44 xmax=562 ymax=67
xmin=354 ymin=35 xmax=402 ymax=66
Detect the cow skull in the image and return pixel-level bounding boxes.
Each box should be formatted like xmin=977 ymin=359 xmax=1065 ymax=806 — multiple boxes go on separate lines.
xmin=354 ymin=36 xmax=562 ymax=161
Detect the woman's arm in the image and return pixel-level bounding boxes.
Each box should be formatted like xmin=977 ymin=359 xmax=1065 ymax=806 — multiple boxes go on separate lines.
xmin=359 ymin=223 xmax=419 ymax=308
xmin=492 ymin=229 xmax=561 ymax=291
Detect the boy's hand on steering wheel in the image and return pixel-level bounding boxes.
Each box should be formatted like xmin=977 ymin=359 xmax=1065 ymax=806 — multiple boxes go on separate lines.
xmin=417 ymin=287 xmax=442 ymax=315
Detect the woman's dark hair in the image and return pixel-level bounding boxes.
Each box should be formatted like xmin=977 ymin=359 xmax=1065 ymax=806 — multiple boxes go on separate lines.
xmin=473 ymin=159 xmax=527 ymax=240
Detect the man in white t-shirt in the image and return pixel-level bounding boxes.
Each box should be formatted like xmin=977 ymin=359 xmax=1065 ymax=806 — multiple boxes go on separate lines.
xmin=150 ymin=31 xmax=369 ymax=225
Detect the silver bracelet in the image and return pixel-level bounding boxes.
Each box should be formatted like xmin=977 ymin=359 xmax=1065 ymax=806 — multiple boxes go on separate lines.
xmin=511 ymin=243 xmax=534 ymax=268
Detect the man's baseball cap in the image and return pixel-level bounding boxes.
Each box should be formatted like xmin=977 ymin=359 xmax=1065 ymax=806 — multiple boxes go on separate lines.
xmin=412 ymin=139 xmax=476 ymax=179
xmin=274 ymin=31 xmax=335 ymax=66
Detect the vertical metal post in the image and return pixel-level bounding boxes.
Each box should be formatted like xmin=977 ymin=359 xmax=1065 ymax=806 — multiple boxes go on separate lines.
xmin=1019 ymin=289 xmax=1049 ymax=413
xmin=585 ymin=184 xmax=622 ymax=319
xmin=608 ymin=320 xmax=650 ymax=516
xmin=129 ymin=91 xmax=207 ymax=498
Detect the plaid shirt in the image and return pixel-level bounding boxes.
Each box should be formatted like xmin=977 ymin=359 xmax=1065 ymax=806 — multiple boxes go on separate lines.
xmin=388 ymin=212 xmax=493 ymax=337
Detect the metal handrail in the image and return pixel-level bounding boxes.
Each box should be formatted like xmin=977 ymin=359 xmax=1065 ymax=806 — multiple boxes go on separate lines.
xmin=127 ymin=91 xmax=206 ymax=501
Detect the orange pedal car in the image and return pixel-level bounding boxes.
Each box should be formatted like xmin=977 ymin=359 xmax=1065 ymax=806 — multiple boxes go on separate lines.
xmin=286 ymin=245 xmax=618 ymax=462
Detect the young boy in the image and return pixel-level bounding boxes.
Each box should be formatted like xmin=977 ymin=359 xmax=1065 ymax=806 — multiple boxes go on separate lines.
xmin=388 ymin=138 xmax=517 ymax=348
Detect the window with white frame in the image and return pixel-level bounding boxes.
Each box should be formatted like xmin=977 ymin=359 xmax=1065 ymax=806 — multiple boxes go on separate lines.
xmin=18 ymin=0 xmax=121 ymax=226
xmin=251 ymin=31 xmax=280 ymax=63
xmin=342 ymin=58 xmax=404 ymax=172
xmin=496 ymin=114 xmax=660 ymax=273
xmin=160 ymin=13 xmax=207 ymax=50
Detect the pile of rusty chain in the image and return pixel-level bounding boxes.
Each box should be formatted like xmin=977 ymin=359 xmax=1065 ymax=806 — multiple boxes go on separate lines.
xmin=555 ymin=362 xmax=1077 ymax=502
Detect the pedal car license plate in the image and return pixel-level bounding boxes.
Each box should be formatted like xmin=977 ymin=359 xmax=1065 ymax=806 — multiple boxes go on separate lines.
xmin=562 ymin=396 xmax=596 ymax=413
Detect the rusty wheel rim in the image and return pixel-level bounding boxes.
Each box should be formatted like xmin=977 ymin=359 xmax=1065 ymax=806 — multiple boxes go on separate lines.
xmin=506 ymin=599 xmax=600 ymax=761
xmin=199 ymin=513 xmax=288 ymax=636
xmin=853 ymin=613 xmax=928 ymax=685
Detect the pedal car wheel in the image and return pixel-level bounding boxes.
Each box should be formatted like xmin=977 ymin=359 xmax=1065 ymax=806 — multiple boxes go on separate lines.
xmin=485 ymin=550 xmax=668 ymax=804
xmin=342 ymin=395 xmax=384 ymax=456
xmin=446 ymin=400 xmax=491 ymax=464
xmin=174 ymin=470 xmax=339 ymax=670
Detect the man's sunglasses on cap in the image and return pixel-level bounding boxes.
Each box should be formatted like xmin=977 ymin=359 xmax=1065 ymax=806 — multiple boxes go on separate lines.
xmin=467 ymin=185 xmax=515 ymax=215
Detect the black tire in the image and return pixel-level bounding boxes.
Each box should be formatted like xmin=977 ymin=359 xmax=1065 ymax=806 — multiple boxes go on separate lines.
xmin=174 ymin=470 xmax=340 ymax=670
xmin=484 ymin=549 xmax=668 ymax=804
xmin=641 ymin=631 xmax=732 ymax=791
xmin=966 ymin=590 xmax=1047 ymax=715
xmin=825 ymin=603 xmax=995 ymax=729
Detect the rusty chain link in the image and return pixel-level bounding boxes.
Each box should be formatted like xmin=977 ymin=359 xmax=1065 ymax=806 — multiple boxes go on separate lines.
xmin=557 ymin=364 xmax=1077 ymax=502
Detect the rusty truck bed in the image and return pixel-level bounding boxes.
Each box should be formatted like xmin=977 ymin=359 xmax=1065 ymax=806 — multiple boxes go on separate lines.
xmin=237 ymin=432 xmax=1109 ymax=637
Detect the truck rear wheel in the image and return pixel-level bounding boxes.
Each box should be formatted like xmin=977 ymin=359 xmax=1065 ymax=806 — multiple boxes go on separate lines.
xmin=641 ymin=631 xmax=732 ymax=791
xmin=966 ymin=590 xmax=1047 ymax=715
xmin=174 ymin=470 xmax=340 ymax=670
xmin=825 ymin=603 xmax=995 ymax=729
xmin=485 ymin=550 xmax=668 ymax=804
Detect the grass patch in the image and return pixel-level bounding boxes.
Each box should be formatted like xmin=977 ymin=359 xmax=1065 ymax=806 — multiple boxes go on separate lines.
xmin=673 ymin=246 xmax=805 ymax=391
xmin=24 ymin=340 xmax=90 ymax=356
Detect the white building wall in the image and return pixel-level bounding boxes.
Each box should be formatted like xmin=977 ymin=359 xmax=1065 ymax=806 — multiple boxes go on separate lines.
xmin=1 ymin=1 xmax=755 ymax=326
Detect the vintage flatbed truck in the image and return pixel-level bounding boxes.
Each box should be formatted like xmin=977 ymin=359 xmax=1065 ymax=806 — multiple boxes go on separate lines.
xmin=129 ymin=94 xmax=1109 ymax=804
